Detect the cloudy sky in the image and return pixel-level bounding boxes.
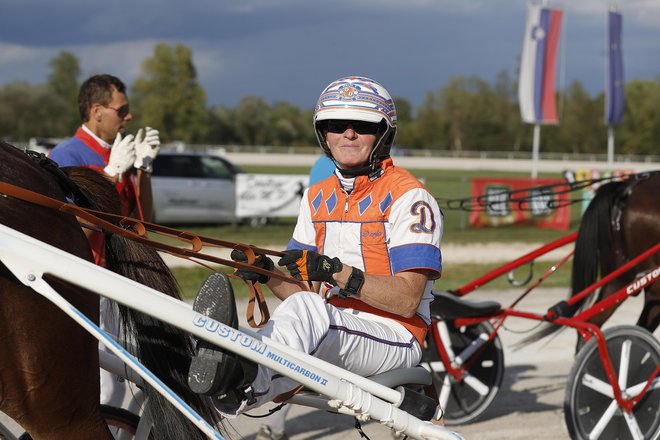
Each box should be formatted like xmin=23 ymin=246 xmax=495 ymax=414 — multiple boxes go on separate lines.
xmin=1 ymin=0 xmax=659 ymax=109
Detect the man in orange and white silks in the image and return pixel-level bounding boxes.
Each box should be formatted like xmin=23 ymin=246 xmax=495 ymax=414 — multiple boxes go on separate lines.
xmin=187 ymin=76 xmax=443 ymax=420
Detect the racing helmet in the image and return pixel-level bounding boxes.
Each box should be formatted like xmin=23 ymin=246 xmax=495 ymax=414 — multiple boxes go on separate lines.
xmin=314 ymin=76 xmax=397 ymax=168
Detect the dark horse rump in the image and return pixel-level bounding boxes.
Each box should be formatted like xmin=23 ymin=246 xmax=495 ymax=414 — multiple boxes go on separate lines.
xmin=570 ymin=171 xmax=660 ymax=332
xmin=518 ymin=171 xmax=660 ymax=348
xmin=0 ymin=142 xmax=221 ymax=439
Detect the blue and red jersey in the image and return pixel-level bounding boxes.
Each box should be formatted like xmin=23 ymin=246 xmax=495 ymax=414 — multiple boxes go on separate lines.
xmin=50 ymin=127 xmax=137 ymax=266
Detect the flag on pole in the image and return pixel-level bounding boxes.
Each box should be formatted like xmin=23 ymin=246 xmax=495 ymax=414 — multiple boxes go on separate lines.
xmin=605 ymin=10 xmax=624 ymax=125
xmin=518 ymin=3 xmax=564 ymax=124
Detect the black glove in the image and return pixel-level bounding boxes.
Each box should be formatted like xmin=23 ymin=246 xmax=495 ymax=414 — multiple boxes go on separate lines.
xmin=231 ymin=249 xmax=274 ymax=284
xmin=278 ymin=250 xmax=343 ymax=284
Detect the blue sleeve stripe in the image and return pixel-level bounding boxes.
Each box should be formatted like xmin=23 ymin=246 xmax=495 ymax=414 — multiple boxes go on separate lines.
xmin=390 ymin=244 xmax=442 ymax=274
xmin=286 ymin=239 xmax=317 ymax=252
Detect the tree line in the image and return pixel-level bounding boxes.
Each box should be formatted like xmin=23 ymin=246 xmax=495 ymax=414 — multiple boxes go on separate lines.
xmin=1 ymin=43 xmax=658 ymax=155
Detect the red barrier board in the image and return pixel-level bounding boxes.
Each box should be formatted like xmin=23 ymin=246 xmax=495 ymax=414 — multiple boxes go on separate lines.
xmin=468 ymin=178 xmax=570 ymax=230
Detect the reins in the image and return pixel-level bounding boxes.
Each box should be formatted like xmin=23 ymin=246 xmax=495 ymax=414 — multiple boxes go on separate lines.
xmin=436 ymin=171 xmax=659 ymax=212
xmin=0 ymin=180 xmax=305 ymax=327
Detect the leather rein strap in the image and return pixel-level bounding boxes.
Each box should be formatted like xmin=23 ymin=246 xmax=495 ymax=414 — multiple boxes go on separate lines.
xmin=0 ymin=180 xmax=304 ymax=327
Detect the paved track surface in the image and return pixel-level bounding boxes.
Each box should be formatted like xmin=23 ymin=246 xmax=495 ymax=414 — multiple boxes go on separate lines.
xmin=1 ymin=289 xmax=655 ymax=440
xmin=224 ymin=289 xmax=655 ymax=440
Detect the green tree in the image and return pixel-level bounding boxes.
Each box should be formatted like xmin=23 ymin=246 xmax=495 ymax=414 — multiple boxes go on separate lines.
xmin=131 ymin=43 xmax=209 ymax=143
xmin=270 ymin=101 xmax=306 ymax=146
xmin=415 ymin=90 xmax=449 ymax=149
xmin=392 ymin=96 xmax=416 ymax=147
xmin=47 ymin=51 xmax=81 ymax=132
xmin=299 ymin=108 xmax=317 ymax=146
xmin=618 ymin=78 xmax=660 ymax=155
xmin=441 ymin=76 xmax=507 ymax=151
xmin=233 ymin=96 xmax=271 ymax=146
xmin=0 ymin=82 xmax=69 ymax=139
xmin=208 ymin=106 xmax=237 ymax=145
xmin=492 ymin=70 xmax=523 ymax=151
xmin=550 ymin=81 xmax=604 ymax=154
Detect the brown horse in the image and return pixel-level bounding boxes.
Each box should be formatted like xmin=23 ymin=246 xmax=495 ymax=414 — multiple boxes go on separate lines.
xmin=570 ymin=171 xmax=660 ymax=335
xmin=520 ymin=171 xmax=660 ymax=349
xmin=0 ymin=142 xmax=221 ymax=439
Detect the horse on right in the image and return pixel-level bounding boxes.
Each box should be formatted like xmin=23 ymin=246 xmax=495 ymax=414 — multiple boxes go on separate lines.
xmin=519 ymin=171 xmax=659 ymax=350
xmin=570 ymin=171 xmax=659 ymax=341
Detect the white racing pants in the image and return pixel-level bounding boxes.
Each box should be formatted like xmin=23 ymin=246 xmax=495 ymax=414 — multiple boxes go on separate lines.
xmin=222 ymin=291 xmax=422 ymax=417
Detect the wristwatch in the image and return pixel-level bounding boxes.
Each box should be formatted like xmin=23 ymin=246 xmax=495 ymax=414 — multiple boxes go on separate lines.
xmin=338 ymin=267 xmax=365 ymax=299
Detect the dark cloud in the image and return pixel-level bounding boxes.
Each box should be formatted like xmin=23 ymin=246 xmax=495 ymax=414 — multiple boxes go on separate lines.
xmin=1 ymin=1 xmax=658 ymax=108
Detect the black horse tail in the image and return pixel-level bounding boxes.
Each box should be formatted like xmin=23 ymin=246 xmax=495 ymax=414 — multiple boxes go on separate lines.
xmin=64 ymin=167 xmax=223 ymax=439
xmin=514 ymin=180 xmax=624 ymax=348
xmin=569 ymin=180 xmax=623 ymax=311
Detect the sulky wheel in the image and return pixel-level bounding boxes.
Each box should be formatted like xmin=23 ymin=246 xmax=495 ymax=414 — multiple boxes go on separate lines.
xmin=422 ymin=320 xmax=504 ymax=426
xmin=564 ymin=325 xmax=660 ymax=440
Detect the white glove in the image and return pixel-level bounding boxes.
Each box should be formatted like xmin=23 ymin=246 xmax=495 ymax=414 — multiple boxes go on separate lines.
xmin=104 ymin=133 xmax=136 ymax=181
xmin=133 ymin=126 xmax=161 ymax=173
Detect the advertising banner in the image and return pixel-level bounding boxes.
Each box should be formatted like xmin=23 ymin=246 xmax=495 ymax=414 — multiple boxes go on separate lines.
xmin=574 ymin=168 xmax=634 ymax=213
xmin=468 ymin=177 xmax=570 ymax=230
xmin=235 ymin=174 xmax=308 ymax=218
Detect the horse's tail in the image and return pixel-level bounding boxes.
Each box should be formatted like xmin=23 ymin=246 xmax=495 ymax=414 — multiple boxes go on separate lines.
xmin=514 ymin=180 xmax=623 ymax=348
xmin=65 ymin=168 xmax=223 ymax=439
xmin=106 ymin=236 xmax=224 ymax=438
xmin=569 ymin=180 xmax=622 ymax=310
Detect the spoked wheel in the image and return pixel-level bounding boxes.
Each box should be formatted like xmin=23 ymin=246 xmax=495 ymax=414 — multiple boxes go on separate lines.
xmin=564 ymin=325 xmax=660 ymax=440
xmin=422 ymin=320 xmax=504 ymax=426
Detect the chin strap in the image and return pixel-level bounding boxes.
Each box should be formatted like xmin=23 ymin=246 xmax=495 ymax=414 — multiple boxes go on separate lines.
xmin=337 ymin=158 xmax=387 ymax=181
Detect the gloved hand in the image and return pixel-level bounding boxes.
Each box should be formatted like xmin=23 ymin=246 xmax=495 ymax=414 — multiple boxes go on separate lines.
xmin=104 ymin=133 xmax=136 ymax=181
xmin=231 ymin=249 xmax=275 ymax=284
xmin=278 ymin=250 xmax=343 ymax=284
xmin=133 ymin=126 xmax=161 ymax=173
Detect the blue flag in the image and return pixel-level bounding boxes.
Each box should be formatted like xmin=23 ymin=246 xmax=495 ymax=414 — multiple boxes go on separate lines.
xmin=605 ymin=11 xmax=624 ymax=125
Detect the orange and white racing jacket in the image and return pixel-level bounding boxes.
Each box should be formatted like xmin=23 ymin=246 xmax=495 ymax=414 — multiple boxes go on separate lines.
xmin=287 ymin=158 xmax=443 ymax=345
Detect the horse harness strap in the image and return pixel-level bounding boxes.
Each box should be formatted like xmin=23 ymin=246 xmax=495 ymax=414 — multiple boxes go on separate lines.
xmin=611 ymin=175 xmax=646 ymax=233
xmin=24 ymin=150 xmax=92 ymax=208
xmin=227 ymin=273 xmax=271 ymax=328
xmin=0 ymin=180 xmax=300 ymax=328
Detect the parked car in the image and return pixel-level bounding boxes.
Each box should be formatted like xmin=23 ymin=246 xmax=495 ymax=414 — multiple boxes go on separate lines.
xmin=151 ymin=151 xmax=243 ymax=225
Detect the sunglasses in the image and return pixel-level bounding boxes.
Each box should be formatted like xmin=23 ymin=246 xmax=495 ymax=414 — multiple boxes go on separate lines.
xmin=326 ymin=120 xmax=380 ymax=135
xmin=105 ymin=104 xmax=130 ymax=118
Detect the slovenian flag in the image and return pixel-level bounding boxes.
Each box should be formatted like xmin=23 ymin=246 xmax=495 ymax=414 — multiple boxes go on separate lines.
xmin=518 ymin=3 xmax=563 ymax=124
xmin=605 ymin=10 xmax=624 ymax=125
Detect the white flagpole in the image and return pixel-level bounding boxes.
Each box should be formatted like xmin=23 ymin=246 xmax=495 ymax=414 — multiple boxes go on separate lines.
xmin=607 ymin=126 xmax=614 ymax=167
xmin=532 ymin=123 xmax=540 ymax=178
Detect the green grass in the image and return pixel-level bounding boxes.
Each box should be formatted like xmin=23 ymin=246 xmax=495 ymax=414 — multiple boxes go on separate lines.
xmin=162 ymin=165 xmax=580 ymax=297
xmin=172 ymin=259 xmax=572 ymax=300
xmin=153 ymin=166 xmax=581 ymax=247
xmin=171 ymin=266 xmax=274 ymax=300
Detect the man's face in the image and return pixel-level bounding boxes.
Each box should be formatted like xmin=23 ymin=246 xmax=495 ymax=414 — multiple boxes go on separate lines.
xmin=91 ymin=87 xmax=132 ymax=144
xmin=325 ymin=120 xmax=379 ymax=170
